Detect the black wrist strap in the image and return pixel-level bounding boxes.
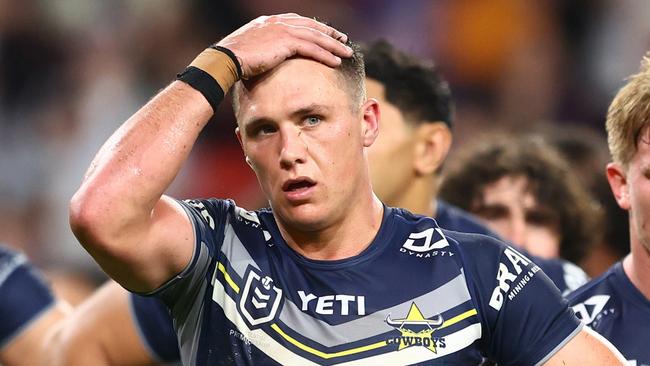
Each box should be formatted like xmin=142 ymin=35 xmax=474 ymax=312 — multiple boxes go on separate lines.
xmin=176 ymin=66 xmax=225 ymax=112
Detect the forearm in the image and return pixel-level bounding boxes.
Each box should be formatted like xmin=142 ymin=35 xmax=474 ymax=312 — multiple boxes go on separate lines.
xmin=544 ymin=328 xmax=625 ymax=365
xmin=49 ymin=283 xmax=160 ymax=366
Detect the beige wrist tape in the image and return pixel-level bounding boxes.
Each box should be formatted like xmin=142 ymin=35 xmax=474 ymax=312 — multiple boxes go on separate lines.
xmin=188 ymin=48 xmax=239 ymax=92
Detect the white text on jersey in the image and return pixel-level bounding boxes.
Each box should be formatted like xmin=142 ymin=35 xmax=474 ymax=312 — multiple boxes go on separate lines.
xmin=298 ymin=291 xmax=366 ymax=316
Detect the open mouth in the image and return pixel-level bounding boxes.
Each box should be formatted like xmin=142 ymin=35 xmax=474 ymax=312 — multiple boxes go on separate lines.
xmin=282 ymin=178 xmax=316 ymax=192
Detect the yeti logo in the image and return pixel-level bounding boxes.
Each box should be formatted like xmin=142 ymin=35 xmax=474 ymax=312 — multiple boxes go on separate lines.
xmin=238 ymin=266 xmax=283 ymax=328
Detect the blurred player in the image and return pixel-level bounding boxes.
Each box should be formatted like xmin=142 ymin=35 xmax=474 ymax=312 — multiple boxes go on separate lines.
xmin=50 ymin=281 xmax=176 ymax=366
xmin=568 ymin=54 xmax=650 ymax=364
xmin=439 ymin=134 xmax=600 ymax=264
xmin=364 ymin=41 xmax=588 ymax=294
xmin=0 ymin=243 xmax=70 ymax=366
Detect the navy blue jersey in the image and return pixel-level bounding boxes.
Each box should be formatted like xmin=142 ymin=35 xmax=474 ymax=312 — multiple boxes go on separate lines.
xmin=0 ymin=244 xmax=56 ymax=350
xmin=568 ymin=262 xmax=650 ymax=365
xmin=129 ymin=294 xmax=180 ymax=363
xmin=131 ymin=199 xmax=587 ymax=364
xmin=147 ymin=199 xmax=581 ymax=365
xmin=435 ymin=200 xmax=588 ymax=295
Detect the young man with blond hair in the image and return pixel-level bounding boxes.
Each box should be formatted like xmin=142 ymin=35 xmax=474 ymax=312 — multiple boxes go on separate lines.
xmin=569 ymin=54 xmax=650 ymax=365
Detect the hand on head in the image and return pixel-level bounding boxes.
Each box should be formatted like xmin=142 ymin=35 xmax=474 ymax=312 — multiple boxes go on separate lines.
xmin=216 ymin=13 xmax=353 ymax=79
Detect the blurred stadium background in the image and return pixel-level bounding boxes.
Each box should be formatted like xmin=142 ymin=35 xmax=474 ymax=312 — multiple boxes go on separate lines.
xmin=1 ymin=0 xmax=648 ymax=302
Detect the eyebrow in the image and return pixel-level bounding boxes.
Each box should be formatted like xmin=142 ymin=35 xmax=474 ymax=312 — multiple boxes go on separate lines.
xmin=288 ymin=103 xmax=333 ymax=119
xmin=243 ymin=117 xmax=274 ymax=136
xmin=243 ymin=103 xmax=333 ymax=134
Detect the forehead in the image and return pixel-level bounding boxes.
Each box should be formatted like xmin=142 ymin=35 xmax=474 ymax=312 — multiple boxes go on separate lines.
xmin=236 ymin=59 xmax=347 ymax=124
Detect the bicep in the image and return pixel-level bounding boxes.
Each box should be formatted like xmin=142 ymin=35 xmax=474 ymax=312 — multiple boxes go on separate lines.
xmin=544 ymin=328 xmax=625 ymax=366
xmin=93 ymin=196 xmax=195 ymax=292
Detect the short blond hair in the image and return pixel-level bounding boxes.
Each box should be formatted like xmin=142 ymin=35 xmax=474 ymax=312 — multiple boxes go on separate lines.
xmin=606 ymin=53 xmax=650 ymax=166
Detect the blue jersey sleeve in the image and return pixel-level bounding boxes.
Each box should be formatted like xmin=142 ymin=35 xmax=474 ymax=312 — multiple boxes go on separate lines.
xmin=130 ymin=293 xmax=180 ymax=363
xmin=149 ymin=198 xmax=234 ymax=303
xmin=0 ymin=245 xmax=55 ymax=349
xmin=450 ymin=233 xmax=582 ymax=366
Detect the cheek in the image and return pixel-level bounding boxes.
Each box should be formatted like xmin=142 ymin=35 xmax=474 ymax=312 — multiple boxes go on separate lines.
xmin=525 ymin=227 xmax=561 ymax=258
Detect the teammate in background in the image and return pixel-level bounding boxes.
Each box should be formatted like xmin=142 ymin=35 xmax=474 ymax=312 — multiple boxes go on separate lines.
xmin=539 ymin=124 xmax=628 ymax=276
xmin=0 ymin=244 xmax=70 ymax=366
xmin=568 ymin=54 xmax=650 ymax=364
xmin=439 ymin=134 xmax=601 ymax=264
xmin=364 ymin=41 xmax=588 ymax=294
xmin=69 ymin=15 xmax=621 ymax=364
xmin=55 ymin=38 xmax=593 ymax=365
xmin=50 ymin=281 xmax=176 ymax=366
xmin=363 ymin=40 xmax=489 ymax=236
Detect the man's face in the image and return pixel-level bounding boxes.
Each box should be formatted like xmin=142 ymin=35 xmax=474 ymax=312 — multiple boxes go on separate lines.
xmin=365 ymin=78 xmax=418 ymax=204
xmin=610 ymin=131 xmax=650 ymax=254
xmin=235 ymin=59 xmax=377 ymax=230
xmin=474 ymin=175 xmax=561 ymax=259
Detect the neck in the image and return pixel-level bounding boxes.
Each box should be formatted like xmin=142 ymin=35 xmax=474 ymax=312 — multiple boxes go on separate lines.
xmin=622 ymin=236 xmax=650 ymax=300
xmin=388 ymin=175 xmax=437 ymax=217
xmin=277 ymin=195 xmax=384 ymax=261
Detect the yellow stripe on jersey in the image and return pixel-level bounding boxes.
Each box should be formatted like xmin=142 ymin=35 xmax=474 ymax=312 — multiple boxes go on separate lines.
xmin=271 ymin=324 xmax=387 ymax=359
xmin=216 ymin=262 xmax=479 ymax=361
xmin=218 ymin=262 xmax=240 ymax=293
xmin=438 ymin=309 xmax=478 ymax=330
xmin=270 ymin=308 xmax=479 ymax=360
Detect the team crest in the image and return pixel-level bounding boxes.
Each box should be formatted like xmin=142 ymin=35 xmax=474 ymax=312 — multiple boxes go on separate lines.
xmin=238 ymin=266 xmax=284 ymax=329
xmin=385 ymin=302 xmax=446 ymax=353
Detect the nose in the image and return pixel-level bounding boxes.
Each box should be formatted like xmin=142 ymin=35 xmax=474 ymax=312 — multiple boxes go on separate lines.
xmin=279 ymin=125 xmax=307 ymax=169
xmin=508 ymin=214 xmax=528 ymax=248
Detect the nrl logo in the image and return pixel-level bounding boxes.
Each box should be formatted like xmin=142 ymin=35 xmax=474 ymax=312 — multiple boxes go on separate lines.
xmin=385 ymin=302 xmax=446 ymax=353
xmin=238 ymin=266 xmax=284 ymax=329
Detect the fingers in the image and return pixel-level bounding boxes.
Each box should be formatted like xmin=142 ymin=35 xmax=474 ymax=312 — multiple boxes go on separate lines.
xmin=287 ymin=25 xmax=353 ymax=60
xmin=274 ymin=14 xmax=349 ymax=44
xmin=218 ymin=13 xmax=354 ymax=78
xmin=292 ymin=41 xmax=343 ymax=68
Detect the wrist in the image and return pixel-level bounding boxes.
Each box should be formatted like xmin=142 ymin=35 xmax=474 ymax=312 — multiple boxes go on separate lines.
xmin=176 ymin=46 xmax=242 ymax=112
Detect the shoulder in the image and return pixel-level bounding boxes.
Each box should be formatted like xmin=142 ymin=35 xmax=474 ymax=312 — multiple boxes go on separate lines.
xmin=0 ymin=244 xmax=56 ymax=348
xmin=435 ymin=200 xmax=501 ymax=238
xmin=0 ymin=245 xmax=41 ymax=292
xmin=567 ymin=263 xmax=620 ymax=304
xmin=529 ymin=256 xmax=589 ymax=295
xmin=443 ymin=228 xmax=510 ymax=262
xmin=0 ymin=245 xmax=26 ymax=277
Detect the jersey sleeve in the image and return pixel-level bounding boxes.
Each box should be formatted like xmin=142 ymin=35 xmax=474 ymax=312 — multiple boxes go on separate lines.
xmin=129 ymin=293 xmax=180 ymax=363
xmin=0 ymin=246 xmax=56 ymax=349
xmin=452 ymin=233 xmax=583 ymax=366
xmin=147 ymin=198 xmax=234 ymax=307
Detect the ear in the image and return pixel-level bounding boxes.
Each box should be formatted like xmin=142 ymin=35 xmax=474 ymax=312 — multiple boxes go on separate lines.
xmin=235 ymin=126 xmax=243 ymax=148
xmin=606 ymin=162 xmax=630 ymax=210
xmin=360 ymin=98 xmax=380 ymax=147
xmin=413 ymin=122 xmax=452 ymax=175
xmin=235 ymin=127 xmax=255 ymax=170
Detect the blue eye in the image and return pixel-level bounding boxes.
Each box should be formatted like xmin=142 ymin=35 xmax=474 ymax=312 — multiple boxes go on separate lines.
xmin=305 ymin=116 xmax=321 ymax=126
